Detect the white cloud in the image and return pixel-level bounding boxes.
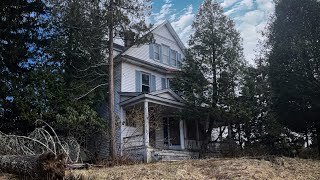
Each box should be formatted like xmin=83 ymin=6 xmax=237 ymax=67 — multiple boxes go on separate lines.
xmin=221 ymin=0 xmax=238 ymax=8
xmin=171 ymin=5 xmax=195 ymax=46
xmin=242 ymin=10 xmax=265 ymax=25
xmin=154 ymin=0 xmax=174 ymax=24
xmin=256 ymin=0 xmax=275 ymax=12
xmin=240 ymin=0 xmax=253 ymax=8
xmin=221 ymin=0 xmax=275 ymax=64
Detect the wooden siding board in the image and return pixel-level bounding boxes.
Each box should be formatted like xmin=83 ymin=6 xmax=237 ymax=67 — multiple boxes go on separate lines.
xmin=122 ymin=25 xmax=184 ymax=70
xmin=121 ymin=62 xmax=168 ymax=92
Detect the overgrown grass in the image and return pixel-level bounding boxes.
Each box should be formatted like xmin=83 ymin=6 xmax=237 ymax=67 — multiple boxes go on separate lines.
xmin=65 ymin=157 xmax=320 ymax=180
xmin=1 ymin=157 xmax=320 ymax=179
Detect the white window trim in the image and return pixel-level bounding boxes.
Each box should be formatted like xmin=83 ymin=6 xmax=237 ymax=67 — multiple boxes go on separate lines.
xmin=154 ymin=44 xmax=160 ymax=61
xmin=162 ymin=44 xmax=170 ymax=64
xmin=171 ymin=50 xmax=177 ymax=67
xmin=141 ymin=72 xmax=150 ymax=93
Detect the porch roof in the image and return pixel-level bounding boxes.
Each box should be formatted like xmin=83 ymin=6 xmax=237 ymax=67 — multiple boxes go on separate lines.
xmin=119 ymin=89 xmax=185 ymax=108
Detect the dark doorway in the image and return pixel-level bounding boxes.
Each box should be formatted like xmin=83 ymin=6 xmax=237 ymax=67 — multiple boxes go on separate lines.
xmin=163 ymin=117 xmax=180 ymax=147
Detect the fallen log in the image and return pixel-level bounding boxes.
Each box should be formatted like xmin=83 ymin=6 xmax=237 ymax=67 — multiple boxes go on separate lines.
xmin=66 ymin=163 xmax=91 ymax=170
xmin=0 ymin=152 xmax=66 ymax=179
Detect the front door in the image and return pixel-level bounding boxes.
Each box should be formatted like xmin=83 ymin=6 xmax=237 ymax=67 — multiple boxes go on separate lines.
xmin=163 ymin=117 xmax=180 ymax=149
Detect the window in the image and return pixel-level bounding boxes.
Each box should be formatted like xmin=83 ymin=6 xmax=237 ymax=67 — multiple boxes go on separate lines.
xmin=162 ymin=45 xmax=170 ymax=64
xmin=170 ymin=50 xmax=177 ymax=66
xmin=167 ymin=78 xmax=171 ymax=89
xmin=177 ymin=59 xmax=182 ymax=68
xmin=142 ymin=73 xmax=150 ymax=93
xmin=154 ymin=44 xmax=160 ymax=60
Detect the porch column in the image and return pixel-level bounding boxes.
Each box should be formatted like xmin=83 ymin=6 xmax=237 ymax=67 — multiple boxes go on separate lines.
xmin=120 ymin=107 xmax=125 ymax=156
xmin=179 ymin=119 xmax=185 ymax=150
xmin=144 ymin=100 xmax=149 ymax=147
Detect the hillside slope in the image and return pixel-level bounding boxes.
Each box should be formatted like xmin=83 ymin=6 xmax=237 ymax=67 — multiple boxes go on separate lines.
xmin=67 ymin=157 xmax=320 ymax=180
xmin=1 ymin=157 xmax=320 ymax=179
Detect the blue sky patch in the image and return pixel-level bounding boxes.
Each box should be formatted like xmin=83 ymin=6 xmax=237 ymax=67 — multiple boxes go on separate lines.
xmin=150 ymin=0 xmax=275 ymax=64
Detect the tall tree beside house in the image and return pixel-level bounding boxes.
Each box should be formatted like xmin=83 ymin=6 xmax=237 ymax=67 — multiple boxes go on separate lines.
xmin=236 ymin=63 xmax=285 ymax=155
xmin=46 ymin=0 xmax=108 ymax=140
xmin=172 ymin=0 xmax=244 ymax=155
xmin=265 ymin=0 xmax=320 ymax=156
xmin=0 ymin=0 xmax=50 ymax=133
xmin=106 ymin=0 xmax=153 ymax=159
xmin=49 ymin=0 xmax=153 ymax=158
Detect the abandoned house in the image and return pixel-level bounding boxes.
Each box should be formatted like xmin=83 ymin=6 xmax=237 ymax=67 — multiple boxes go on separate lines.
xmin=93 ymin=21 xmax=203 ymax=162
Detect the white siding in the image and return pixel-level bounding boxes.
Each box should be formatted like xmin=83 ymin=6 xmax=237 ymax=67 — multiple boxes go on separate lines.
xmin=122 ymin=24 xmax=184 ymax=70
xmin=121 ymin=62 xmax=169 ymax=92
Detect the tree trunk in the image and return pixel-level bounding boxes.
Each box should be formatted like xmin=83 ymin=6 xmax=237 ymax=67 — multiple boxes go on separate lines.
xmin=316 ymin=125 xmax=320 ymax=158
xmin=200 ymin=117 xmax=213 ymax=158
xmin=0 ymin=152 xmax=66 ymax=179
xmin=108 ymin=0 xmax=116 ymax=159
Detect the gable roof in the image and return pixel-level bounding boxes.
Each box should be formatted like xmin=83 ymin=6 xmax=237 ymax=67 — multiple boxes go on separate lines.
xmin=152 ymin=21 xmax=186 ymax=52
xmin=118 ymin=21 xmax=186 ymax=57
xmin=119 ymin=89 xmax=185 ymax=108
xmin=148 ymin=89 xmax=184 ymax=102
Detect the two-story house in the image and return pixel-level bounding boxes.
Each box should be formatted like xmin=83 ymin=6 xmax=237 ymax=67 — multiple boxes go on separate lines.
xmin=110 ymin=21 xmax=201 ymax=162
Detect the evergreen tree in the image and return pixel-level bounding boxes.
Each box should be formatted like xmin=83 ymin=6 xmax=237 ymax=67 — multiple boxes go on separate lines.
xmin=48 ymin=0 xmax=153 ymax=158
xmin=173 ymin=0 xmax=244 ymax=154
xmin=0 ymin=0 xmax=49 ymax=133
xmin=266 ymin=0 xmax=320 ymax=155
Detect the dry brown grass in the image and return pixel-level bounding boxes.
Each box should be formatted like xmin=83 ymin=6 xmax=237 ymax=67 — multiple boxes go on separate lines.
xmin=1 ymin=157 xmax=320 ymax=179
xmin=64 ymin=157 xmax=320 ymax=180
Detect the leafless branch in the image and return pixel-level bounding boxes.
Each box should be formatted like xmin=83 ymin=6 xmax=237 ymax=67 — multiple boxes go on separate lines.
xmin=75 ymin=83 xmax=108 ymax=100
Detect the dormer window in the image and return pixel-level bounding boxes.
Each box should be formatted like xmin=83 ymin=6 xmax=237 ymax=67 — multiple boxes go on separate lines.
xmin=149 ymin=43 xmax=183 ymax=68
xmin=162 ymin=45 xmax=170 ymax=64
xmin=171 ymin=50 xmax=177 ymax=67
xmin=154 ymin=44 xmax=160 ymax=61
xmin=142 ymin=73 xmax=150 ymax=93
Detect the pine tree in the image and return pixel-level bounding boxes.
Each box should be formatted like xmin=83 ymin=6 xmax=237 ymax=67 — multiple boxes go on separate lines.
xmin=173 ymin=0 xmax=244 ymax=155
xmin=0 ymin=0 xmax=49 ymax=133
xmin=266 ymin=0 xmax=320 ymax=155
xmin=49 ymin=0 xmax=153 ymax=158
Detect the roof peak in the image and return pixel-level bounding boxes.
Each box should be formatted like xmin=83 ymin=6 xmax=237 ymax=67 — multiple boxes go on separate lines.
xmin=152 ymin=21 xmax=186 ymax=51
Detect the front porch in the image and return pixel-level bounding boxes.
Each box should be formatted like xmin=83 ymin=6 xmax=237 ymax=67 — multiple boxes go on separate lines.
xmin=119 ymin=90 xmax=201 ymax=162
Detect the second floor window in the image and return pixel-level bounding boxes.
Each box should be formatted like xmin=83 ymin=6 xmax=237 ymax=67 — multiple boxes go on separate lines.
xmin=142 ymin=73 xmax=150 ymax=93
xmin=162 ymin=45 xmax=170 ymax=64
xmin=154 ymin=44 xmax=160 ymax=60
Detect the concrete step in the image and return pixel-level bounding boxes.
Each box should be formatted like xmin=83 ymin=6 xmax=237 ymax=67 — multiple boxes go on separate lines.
xmin=151 ymin=150 xmax=199 ymax=161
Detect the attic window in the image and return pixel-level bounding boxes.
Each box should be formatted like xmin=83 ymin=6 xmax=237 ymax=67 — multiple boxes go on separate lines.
xmin=167 ymin=78 xmax=172 ymax=89
xmin=162 ymin=45 xmax=170 ymax=64
xmin=154 ymin=44 xmax=160 ymax=60
xmin=171 ymin=50 xmax=177 ymax=66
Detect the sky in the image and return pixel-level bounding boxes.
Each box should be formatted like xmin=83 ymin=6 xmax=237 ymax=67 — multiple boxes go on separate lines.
xmin=148 ymin=0 xmax=275 ymax=65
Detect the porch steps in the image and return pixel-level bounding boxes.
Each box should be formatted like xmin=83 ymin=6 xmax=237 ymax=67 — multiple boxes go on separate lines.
xmin=151 ymin=149 xmax=199 ymax=161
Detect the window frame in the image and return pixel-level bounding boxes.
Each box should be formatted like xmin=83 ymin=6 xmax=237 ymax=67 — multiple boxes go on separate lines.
xmin=170 ymin=50 xmax=177 ymax=67
xmin=154 ymin=44 xmax=160 ymax=61
xmin=141 ymin=72 xmax=150 ymax=93
xmin=167 ymin=78 xmax=171 ymax=89
xmin=162 ymin=45 xmax=170 ymax=64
